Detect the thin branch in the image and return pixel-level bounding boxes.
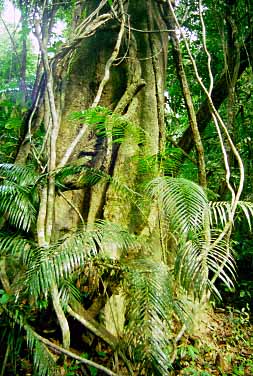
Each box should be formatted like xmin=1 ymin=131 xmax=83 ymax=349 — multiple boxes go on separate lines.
xmin=29 ymin=329 xmax=120 ymax=376
xmin=0 ymin=14 xmax=21 ymax=69
xmin=92 ymin=2 xmax=125 ymax=107
xmin=67 ymin=304 xmax=117 ymax=348
xmin=198 ymin=0 xmax=213 ymax=95
xmin=0 ymin=257 xmax=11 ymax=294
xmin=59 ymin=5 xmax=125 ymax=167
xmin=168 ymin=7 xmax=207 ymax=187
xmin=168 ymin=0 xmax=244 ymax=239
xmin=58 ymin=191 xmax=85 ymax=224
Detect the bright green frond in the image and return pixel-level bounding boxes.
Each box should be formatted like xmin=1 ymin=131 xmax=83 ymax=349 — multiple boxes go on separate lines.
xmin=175 ymin=232 xmax=236 ymax=298
xmin=0 ymin=232 xmax=33 ymax=265
xmin=59 ymin=278 xmax=82 ymax=308
xmin=0 ymin=163 xmax=38 ymax=187
xmin=147 ymin=177 xmax=208 ymax=234
xmin=26 ymin=231 xmax=98 ymax=297
xmin=124 ymin=259 xmax=174 ymax=375
xmin=26 ymin=221 xmax=140 ymax=297
xmin=0 ymin=183 xmax=37 ymax=231
xmin=26 ymin=325 xmax=61 ymax=376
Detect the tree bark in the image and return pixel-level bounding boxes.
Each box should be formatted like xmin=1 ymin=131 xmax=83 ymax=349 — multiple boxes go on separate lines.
xmin=54 ymin=0 xmax=169 ymax=236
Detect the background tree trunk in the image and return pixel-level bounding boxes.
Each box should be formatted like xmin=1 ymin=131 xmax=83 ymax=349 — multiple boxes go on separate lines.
xmin=54 ymin=0 xmax=168 ymax=237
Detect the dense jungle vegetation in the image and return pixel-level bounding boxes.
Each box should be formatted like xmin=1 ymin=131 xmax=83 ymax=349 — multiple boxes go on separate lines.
xmin=0 ymin=0 xmax=253 ymax=375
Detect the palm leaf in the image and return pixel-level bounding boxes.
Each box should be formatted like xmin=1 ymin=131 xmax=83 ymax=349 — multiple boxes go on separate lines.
xmin=26 ymin=221 xmax=140 ymax=297
xmin=0 ymin=182 xmax=37 ymax=231
xmin=210 ymin=200 xmax=253 ymax=230
xmin=1 ymin=306 xmax=60 ymax=376
xmin=0 ymin=163 xmax=38 ymax=187
xmin=26 ymin=325 xmax=61 ymax=376
xmin=175 ymin=232 xmax=236 ymax=298
xmin=0 ymin=232 xmax=32 ymax=259
xmin=0 ymin=164 xmax=38 ymax=231
xmin=124 ymin=259 xmax=174 ymax=375
xmin=147 ymin=177 xmax=208 ymax=234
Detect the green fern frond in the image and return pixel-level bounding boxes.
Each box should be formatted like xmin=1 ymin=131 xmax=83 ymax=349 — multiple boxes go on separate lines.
xmin=69 ymin=106 xmax=111 ymax=124
xmin=162 ymin=146 xmax=186 ymax=176
xmin=124 ymin=259 xmax=173 ymax=375
xmin=147 ymin=177 xmax=208 ymax=234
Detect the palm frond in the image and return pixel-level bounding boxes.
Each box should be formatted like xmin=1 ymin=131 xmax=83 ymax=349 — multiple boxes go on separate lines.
xmin=0 ymin=232 xmax=32 ymax=259
xmin=0 ymin=163 xmax=38 ymax=187
xmin=209 ymin=201 xmax=232 ymax=227
xmin=210 ymin=200 xmax=253 ymax=230
xmin=175 ymin=232 xmax=236 ymax=299
xmin=26 ymin=325 xmax=61 ymax=376
xmin=147 ymin=177 xmax=208 ymax=234
xmin=124 ymin=259 xmax=174 ymax=375
xmin=26 ymin=221 xmax=140 ymax=297
xmin=59 ymin=278 xmax=82 ymax=308
xmin=0 ymin=182 xmax=37 ymax=231
xmin=0 ymin=164 xmax=38 ymax=231
xmin=1 ymin=306 xmax=60 ymax=376
xmin=54 ymin=164 xmax=140 ymax=204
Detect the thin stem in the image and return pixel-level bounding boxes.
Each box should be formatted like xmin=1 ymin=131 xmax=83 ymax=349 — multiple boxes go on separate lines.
xmin=28 ymin=328 xmax=119 ymax=376
xmin=168 ymin=18 xmax=206 ymax=187
xmin=59 ymin=191 xmax=85 ymax=224
xmin=0 ymin=257 xmax=11 ymax=294
xmin=59 ymin=2 xmax=125 ymax=167
xmin=168 ymin=0 xmax=244 ymax=237
xmin=51 ymin=283 xmax=70 ymax=349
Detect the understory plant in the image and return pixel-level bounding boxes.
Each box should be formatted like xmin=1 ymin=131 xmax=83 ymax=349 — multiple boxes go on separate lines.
xmin=0 ymin=161 xmax=253 ymax=375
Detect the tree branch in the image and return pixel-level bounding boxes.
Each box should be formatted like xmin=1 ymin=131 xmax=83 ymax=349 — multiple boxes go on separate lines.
xmin=29 ymin=329 xmax=120 ymax=376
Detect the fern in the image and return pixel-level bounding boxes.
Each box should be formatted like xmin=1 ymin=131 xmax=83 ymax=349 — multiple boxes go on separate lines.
xmin=124 ymin=259 xmax=174 ymax=375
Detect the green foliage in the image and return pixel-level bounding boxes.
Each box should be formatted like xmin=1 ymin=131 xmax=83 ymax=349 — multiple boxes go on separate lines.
xmin=0 ymin=163 xmax=38 ymax=231
xmin=124 ymin=259 xmax=174 ymax=375
xmin=26 ymin=325 xmax=61 ymax=376
xmin=148 ymin=177 xmax=208 ymax=234
xmin=69 ymin=106 xmax=139 ymax=146
xmin=147 ymin=176 xmax=237 ymax=298
xmin=26 ymin=220 xmax=140 ymax=298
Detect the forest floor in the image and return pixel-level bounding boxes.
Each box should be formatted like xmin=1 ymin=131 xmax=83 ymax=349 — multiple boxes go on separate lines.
xmin=174 ymin=304 xmax=253 ymax=375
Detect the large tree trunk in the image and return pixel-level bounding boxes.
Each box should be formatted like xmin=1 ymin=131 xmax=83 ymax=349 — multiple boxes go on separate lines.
xmin=49 ymin=0 xmax=169 ymax=337
xmin=55 ymin=0 xmax=168 ymax=236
